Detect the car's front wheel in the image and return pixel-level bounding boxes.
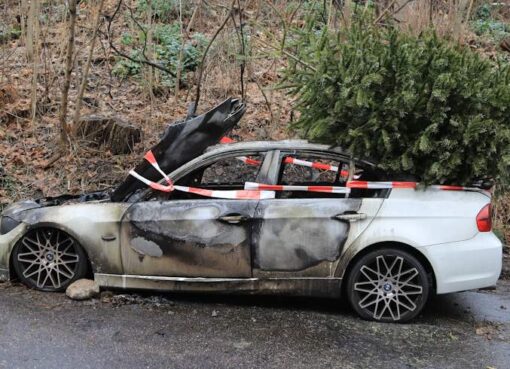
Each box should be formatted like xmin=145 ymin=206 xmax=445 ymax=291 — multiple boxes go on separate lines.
xmin=12 ymin=227 xmax=88 ymax=292
xmin=346 ymin=248 xmax=430 ymax=323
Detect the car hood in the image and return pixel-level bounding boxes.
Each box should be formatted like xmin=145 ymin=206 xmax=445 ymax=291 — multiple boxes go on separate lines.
xmin=111 ymin=98 xmax=246 ymax=202
xmin=1 ymin=191 xmax=111 ymax=220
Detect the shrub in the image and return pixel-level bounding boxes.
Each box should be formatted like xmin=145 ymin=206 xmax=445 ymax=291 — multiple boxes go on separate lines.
xmin=472 ymin=4 xmax=510 ymax=42
xmin=283 ymin=19 xmax=510 ymax=186
xmin=136 ymin=0 xmax=192 ymax=21
xmin=112 ymin=24 xmax=207 ymax=84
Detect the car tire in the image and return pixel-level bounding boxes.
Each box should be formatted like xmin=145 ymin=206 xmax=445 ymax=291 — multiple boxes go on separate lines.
xmin=346 ymin=248 xmax=430 ymax=323
xmin=12 ymin=227 xmax=89 ymax=292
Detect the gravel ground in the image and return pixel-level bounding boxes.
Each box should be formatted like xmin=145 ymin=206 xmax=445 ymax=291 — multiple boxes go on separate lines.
xmin=0 ymin=280 xmax=509 ymax=369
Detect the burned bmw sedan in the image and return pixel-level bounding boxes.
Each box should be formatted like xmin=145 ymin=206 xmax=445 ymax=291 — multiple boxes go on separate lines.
xmin=0 ymin=98 xmax=502 ymax=322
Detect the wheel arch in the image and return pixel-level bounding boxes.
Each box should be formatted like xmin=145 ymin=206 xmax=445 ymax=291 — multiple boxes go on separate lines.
xmin=340 ymin=241 xmax=437 ymax=296
xmin=9 ymin=223 xmax=93 ymax=280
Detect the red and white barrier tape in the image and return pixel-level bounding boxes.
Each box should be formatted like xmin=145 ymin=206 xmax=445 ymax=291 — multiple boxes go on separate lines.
xmin=130 ymin=151 xmax=275 ymax=200
xmin=346 ymin=180 xmax=479 ymax=191
xmin=347 ymin=181 xmax=417 ymax=189
xmin=134 ymin=143 xmax=477 ymax=197
xmin=244 ymin=182 xmax=351 ymax=194
xmin=221 ymin=136 xmax=351 ymax=177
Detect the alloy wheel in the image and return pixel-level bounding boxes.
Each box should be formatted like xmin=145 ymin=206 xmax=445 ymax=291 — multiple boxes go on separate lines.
xmin=348 ymin=250 xmax=429 ymax=322
xmin=13 ymin=228 xmax=84 ymax=291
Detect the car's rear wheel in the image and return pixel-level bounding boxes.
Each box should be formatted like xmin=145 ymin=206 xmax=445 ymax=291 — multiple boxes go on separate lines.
xmin=346 ymin=248 xmax=429 ymax=323
xmin=12 ymin=227 xmax=88 ymax=292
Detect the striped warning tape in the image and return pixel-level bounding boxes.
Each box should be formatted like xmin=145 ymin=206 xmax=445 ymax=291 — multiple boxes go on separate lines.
xmin=246 ymin=181 xmax=480 ymax=193
xmin=244 ymin=182 xmax=351 ymax=194
xmin=133 ymin=147 xmax=478 ymax=198
xmin=220 ymin=136 xmax=350 ymax=176
xmin=346 ymin=181 xmax=480 ymax=191
xmin=346 ymin=181 xmax=417 ymax=189
xmin=130 ymin=151 xmax=275 ymax=200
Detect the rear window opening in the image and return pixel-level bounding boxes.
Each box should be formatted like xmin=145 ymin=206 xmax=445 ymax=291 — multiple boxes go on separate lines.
xmin=277 ymin=153 xmax=386 ymax=199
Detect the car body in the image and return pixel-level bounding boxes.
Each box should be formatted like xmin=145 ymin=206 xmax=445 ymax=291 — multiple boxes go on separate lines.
xmin=0 ymin=140 xmax=502 ymax=322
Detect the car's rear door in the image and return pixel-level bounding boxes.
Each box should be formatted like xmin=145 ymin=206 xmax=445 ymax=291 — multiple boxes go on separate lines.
xmin=119 ymin=152 xmax=269 ymax=278
xmin=252 ymin=151 xmax=384 ymax=277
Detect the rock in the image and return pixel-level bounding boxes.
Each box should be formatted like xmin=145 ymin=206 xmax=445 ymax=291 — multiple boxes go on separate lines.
xmin=66 ymin=279 xmax=100 ymax=300
xmin=74 ymin=115 xmax=141 ymax=154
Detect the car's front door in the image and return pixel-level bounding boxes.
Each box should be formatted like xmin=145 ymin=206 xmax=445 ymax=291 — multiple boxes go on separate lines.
xmin=119 ymin=152 xmax=268 ymax=278
xmin=252 ymin=151 xmax=384 ymax=277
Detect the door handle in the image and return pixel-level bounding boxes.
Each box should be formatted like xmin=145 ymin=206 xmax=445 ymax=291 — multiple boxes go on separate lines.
xmin=218 ymin=214 xmax=249 ymax=224
xmin=334 ymin=213 xmax=367 ymax=222
xmin=101 ymin=234 xmax=117 ymax=241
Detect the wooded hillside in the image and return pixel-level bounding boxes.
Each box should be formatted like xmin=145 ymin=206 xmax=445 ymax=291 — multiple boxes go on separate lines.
xmin=1 ymin=0 xmax=510 ymax=238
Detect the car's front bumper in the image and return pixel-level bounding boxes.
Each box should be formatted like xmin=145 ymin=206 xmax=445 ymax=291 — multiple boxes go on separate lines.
xmin=420 ymin=232 xmax=503 ymax=294
xmin=0 ymin=223 xmax=27 ymax=281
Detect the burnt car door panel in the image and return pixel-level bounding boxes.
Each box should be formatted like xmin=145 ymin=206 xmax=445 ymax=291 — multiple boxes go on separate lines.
xmin=253 ymin=198 xmax=362 ymax=274
xmin=120 ymin=200 xmax=257 ymax=278
xmin=252 ymin=151 xmax=384 ymax=277
xmin=119 ymin=151 xmax=270 ymax=278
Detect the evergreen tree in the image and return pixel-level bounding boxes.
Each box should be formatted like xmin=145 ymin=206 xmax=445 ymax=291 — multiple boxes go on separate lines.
xmin=284 ymin=19 xmax=510 ymax=186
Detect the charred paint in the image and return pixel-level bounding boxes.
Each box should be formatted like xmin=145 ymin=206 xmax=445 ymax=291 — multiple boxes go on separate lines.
xmin=1 ymin=202 xmax=128 ymax=275
xmin=120 ymin=200 xmax=257 ymax=278
xmin=253 ymin=198 xmax=362 ymax=274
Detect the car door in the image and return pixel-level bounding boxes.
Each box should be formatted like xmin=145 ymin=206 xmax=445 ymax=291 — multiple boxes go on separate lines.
xmin=252 ymin=151 xmax=384 ymax=277
xmin=119 ymin=152 xmax=268 ymax=278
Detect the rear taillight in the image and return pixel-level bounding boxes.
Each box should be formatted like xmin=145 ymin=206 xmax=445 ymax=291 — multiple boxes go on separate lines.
xmin=476 ymin=204 xmax=492 ymax=232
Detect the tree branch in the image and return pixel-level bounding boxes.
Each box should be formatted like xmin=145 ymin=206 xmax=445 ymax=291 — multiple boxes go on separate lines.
xmin=193 ymin=0 xmax=236 ymax=114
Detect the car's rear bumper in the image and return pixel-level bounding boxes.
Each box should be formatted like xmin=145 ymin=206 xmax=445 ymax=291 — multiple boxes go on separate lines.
xmin=0 ymin=223 xmax=27 ymax=281
xmin=420 ymin=232 xmax=503 ymax=294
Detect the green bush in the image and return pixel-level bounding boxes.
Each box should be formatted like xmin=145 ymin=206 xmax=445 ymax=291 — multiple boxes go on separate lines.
xmin=112 ymin=24 xmax=207 ymax=84
xmin=136 ymin=0 xmax=192 ymax=21
xmin=472 ymin=3 xmax=510 ymax=42
xmin=283 ymin=20 xmax=510 ymax=185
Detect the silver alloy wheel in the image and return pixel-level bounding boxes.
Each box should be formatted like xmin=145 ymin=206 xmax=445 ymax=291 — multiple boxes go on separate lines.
xmin=15 ymin=228 xmax=81 ymax=290
xmin=353 ymin=255 xmax=424 ymax=321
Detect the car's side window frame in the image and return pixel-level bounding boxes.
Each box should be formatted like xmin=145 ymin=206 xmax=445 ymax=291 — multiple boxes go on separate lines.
xmin=263 ymin=149 xmax=389 ymax=199
xmin=142 ymin=149 xmax=274 ymax=201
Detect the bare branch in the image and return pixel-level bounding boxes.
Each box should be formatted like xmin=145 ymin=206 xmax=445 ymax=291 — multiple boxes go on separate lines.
xmin=104 ymin=0 xmax=177 ymax=78
xmin=193 ymin=0 xmax=236 ymax=114
xmin=73 ymin=0 xmax=105 ymax=130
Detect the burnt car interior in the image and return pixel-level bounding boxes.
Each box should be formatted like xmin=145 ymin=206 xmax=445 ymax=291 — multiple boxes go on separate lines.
xmin=277 ymin=153 xmax=349 ymax=199
xmin=176 ymin=153 xmax=266 ymax=195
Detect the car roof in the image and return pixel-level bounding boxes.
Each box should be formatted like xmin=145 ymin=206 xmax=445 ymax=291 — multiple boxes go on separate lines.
xmin=204 ymin=140 xmax=376 ymax=166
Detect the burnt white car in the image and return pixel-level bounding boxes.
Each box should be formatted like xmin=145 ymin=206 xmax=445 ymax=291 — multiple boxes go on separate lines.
xmin=0 ymin=100 xmax=502 ymax=322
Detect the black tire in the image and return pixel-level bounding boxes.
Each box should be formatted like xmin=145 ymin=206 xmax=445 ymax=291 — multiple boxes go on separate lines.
xmin=12 ymin=227 xmax=88 ymax=292
xmin=346 ymin=248 xmax=430 ymax=323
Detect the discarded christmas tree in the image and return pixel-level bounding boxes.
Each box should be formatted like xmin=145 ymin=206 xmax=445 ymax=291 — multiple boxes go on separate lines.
xmin=284 ymin=19 xmax=510 ymax=186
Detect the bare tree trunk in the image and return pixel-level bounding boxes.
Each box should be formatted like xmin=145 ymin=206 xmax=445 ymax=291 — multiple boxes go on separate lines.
xmin=146 ymin=0 xmax=155 ymax=102
xmin=28 ymin=0 xmax=40 ymax=124
xmin=19 ymin=0 xmax=28 ymax=52
xmin=429 ymin=0 xmax=434 ymax=27
xmin=59 ymin=0 xmax=77 ymax=146
xmin=175 ymin=0 xmax=185 ymax=96
xmin=465 ymin=0 xmax=475 ymax=24
xmin=72 ymin=0 xmax=104 ymax=130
